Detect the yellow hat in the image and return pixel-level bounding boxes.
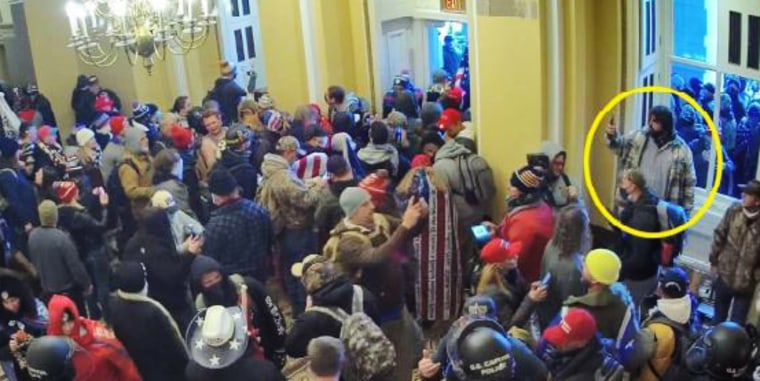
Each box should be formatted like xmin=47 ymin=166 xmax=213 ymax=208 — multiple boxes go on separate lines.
xmin=291 ymin=254 xmax=323 ymax=278
xmin=584 ymin=249 xmax=621 ymax=285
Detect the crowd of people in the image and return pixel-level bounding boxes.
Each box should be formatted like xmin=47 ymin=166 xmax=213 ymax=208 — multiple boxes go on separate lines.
xmin=0 ymin=58 xmax=756 ymax=381
xmin=670 ymin=73 xmax=760 ymax=197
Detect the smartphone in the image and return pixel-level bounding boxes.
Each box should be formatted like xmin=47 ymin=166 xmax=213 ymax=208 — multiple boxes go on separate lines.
xmin=471 ymin=224 xmax=492 ymax=247
xmin=395 ymin=127 xmax=403 ymax=143
xmin=540 ymin=272 xmax=552 ymax=288
xmin=353 ymin=114 xmax=361 ymax=123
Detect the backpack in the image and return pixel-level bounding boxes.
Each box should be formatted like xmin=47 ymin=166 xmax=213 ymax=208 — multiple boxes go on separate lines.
xmin=644 ymin=316 xmax=699 ymax=381
xmin=656 ymin=200 xmax=687 ymax=262
xmin=308 ymin=286 xmax=396 ymax=381
xmin=106 ymin=159 xmax=139 ymax=215
xmin=453 ymin=152 xmax=495 ymax=206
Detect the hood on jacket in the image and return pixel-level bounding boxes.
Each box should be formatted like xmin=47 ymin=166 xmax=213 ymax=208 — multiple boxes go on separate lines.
xmin=434 ymin=139 xmax=471 ymax=161
xmin=47 ymin=294 xmax=93 ymax=346
xmin=311 ymin=276 xmax=353 ymax=308
xmin=357 ymin=144 xmax=397 ymax=165
xmin=123 ymin=127 xmax=147 ymax=154
xmin=541 ymin=140 xmax=566 ymax=161
xmin=261 ymin=153 xmax=291 ymax=179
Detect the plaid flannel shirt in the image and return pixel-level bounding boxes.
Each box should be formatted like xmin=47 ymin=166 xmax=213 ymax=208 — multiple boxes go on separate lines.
xmin=204 ymin=199 xmax=274 ymax=281
xmin=607 ymin=128 xmax=697 ymax=215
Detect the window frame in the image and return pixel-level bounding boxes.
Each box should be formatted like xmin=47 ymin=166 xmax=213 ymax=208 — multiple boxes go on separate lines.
xmin=634 ymin=0 xmax=760 ymax=271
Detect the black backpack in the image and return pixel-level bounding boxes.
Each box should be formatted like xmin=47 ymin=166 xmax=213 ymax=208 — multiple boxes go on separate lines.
xmin=454 ymin=152 xmax=495 ymax=206
xmin=644 ymin=316 xmax=700 ymax=380
xmin=106 ymin=160 xmax=140 ymax=216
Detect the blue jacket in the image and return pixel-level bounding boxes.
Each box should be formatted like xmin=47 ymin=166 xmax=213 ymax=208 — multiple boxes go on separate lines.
xmin=0 ymin=168 xmax=38 ymax=229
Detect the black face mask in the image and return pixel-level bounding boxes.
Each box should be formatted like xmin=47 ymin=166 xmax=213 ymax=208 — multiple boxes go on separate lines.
xmin=202 ymin=278 xmax=237 ymax=307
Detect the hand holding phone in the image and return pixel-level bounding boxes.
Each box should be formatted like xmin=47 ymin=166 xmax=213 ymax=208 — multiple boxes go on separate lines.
xmin=540 ymin=272 xmax=552 ymax=288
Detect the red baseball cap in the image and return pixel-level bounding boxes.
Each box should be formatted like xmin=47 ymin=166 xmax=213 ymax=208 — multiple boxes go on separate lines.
xmin=438 ymin=109 xmax=462 ymax=131
xmin=542 ymin=308 xmax=597 ymax=347
xmin=480 ymin=238 xmax=522 ymax=264
xmin=171 ymin=125 xmax=193 ymax=150
xmin=447 ymin=87 xmax=464 ymax=102
xmin=38 ymin=125 xmax=58 ymax=141
xmin=110 ymin=116 xmax=127 ymax=137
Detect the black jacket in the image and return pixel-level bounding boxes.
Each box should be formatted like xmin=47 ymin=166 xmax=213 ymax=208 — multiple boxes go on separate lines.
xmin=546 ymin=338 xmax=623 ymax=381
xmin=196 ymin=275 xmax=288 ymax=367
xmin=617 ymin=190 xmax=662 ymax=281
xmin=57 ymin=205 xmax=108 ymax=261
xmin=71 ymin=89 xmax=95 ymax=125
xmin=124 ymin=231 xmax=195 ymax=321
xmin=31 ymin=94 xmax=57 ymax=127
xmin=285 ymin=277 xmax=380 ymax=358
xmin=109 ymin=291 xmax=188 ymax=381
xmin=210 ymin=78 xmax=246 ymax=125
xmin=218 ymin=151 xmax=257 ymax=200
xmin=186 ymin=355 xmax=285 ymax=381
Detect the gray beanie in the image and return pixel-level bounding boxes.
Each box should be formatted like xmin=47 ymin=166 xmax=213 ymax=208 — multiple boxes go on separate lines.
xmin=339 ymin=187 xmax=371 ymax=218
xmin=124 ymin=127 xmax=146 ymax=153
xmin=421 ymin=102 xmax=443 ymax=128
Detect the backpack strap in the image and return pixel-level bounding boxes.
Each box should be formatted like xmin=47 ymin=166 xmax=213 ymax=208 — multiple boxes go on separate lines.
xmin=351 ymin=285 xmax=364 ymax=314
xmin=308 ymin=306 xmax=350 ymax=323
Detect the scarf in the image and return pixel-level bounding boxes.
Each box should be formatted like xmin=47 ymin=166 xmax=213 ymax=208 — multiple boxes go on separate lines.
xmin=653 ymin=295 xmax=692 ymax=325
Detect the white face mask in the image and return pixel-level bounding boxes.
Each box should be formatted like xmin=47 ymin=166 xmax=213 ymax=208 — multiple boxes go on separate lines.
xmin=172 ymin=158 xmax=184 ymax=180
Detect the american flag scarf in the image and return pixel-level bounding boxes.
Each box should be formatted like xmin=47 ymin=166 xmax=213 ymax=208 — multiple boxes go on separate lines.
xmin=411 ymin=170 xmax=463 ymax=321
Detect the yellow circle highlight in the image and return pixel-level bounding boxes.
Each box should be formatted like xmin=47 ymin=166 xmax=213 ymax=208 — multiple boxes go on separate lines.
xmin=583 ymin=85 xmax=723 ymax=239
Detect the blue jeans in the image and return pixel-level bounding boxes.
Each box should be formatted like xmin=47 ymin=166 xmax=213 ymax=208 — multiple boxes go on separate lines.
xmin=279 ymin=228 xmax=317 ymax=316
xmin=713 ymin=278 xmax=753 ymax=325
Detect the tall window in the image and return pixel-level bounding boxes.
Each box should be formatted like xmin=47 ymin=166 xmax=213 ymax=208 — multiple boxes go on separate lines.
xmin=639 ymin=0 xmax=760 ymax=199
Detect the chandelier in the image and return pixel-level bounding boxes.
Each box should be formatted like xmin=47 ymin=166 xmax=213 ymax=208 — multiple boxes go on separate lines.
xmin=65 ymin=0 xmax=217 ymax=73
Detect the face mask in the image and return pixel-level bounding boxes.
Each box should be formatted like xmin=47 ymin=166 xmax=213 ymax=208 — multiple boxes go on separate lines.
xmin=202 ymin=279 xmax=236 ymax=307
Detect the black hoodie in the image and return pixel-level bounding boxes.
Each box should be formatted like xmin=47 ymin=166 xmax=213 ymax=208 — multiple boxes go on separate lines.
xmin=218 ymin=150 xmax=257 ymax=200
xmin=617 ymin=189 xmax=662 ymax=281
xmin=285 ymin=277 xmax=380 ymax=358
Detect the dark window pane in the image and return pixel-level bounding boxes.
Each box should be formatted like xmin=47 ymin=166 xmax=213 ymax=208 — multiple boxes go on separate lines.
xmin=650 ymin=0 xmax=656 ymax=54
xmin=729 ymin=11 xmax=742 ymax=64
xmin=234 ymin=29 xmax=245 ymax=62
xmin=245 ymin=26 xmax=256 ymax=59
xmin=242 ymin=0 xmax=251 ymax=15
xmin=230 ymin=0 xmax=240 ymax=17
xmin=748 ymin=15 xmax=760 ymax=69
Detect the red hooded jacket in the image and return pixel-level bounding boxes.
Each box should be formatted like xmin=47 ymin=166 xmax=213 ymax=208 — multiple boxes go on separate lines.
xmin=499 ymin=201 xmax=555 ymax=282
xmin=47 ymin=295 xmax=142 ymax=381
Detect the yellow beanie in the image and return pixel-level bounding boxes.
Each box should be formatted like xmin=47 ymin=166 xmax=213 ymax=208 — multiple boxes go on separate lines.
xmin=584 ymin=249 xmax=621 ymax=285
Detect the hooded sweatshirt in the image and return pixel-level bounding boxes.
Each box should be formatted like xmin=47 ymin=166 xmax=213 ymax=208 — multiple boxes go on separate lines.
xmin=433 ymin=140 xmax=494 ymax=228
xmin=541 ymin=140 xmax=583 ymax=209
xmin=357 ymin=143 xmax=399 ymax=176
xmin=257 ymin=153 xmax=320 ymax=233
xmin=47 ymin=295 xmax=142 ymax=381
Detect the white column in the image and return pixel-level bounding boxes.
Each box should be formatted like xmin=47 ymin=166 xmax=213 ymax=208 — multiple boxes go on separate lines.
xmin=547 ymin=0 xmax=563 ymax=144
xmin=299 ymin=0 xmax=321 ymax=103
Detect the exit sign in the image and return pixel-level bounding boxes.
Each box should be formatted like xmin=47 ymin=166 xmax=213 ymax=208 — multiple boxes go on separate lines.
xmin=441 ymin=0 xmax=466 ymax=13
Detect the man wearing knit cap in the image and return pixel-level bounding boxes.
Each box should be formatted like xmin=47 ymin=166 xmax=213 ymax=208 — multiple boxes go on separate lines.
xmin=204 ymin=168 xmax=273 ymax=283
xmin=567 ymin=249 xmax=637 ymax=363
xmin=484 ymin=165 xmax=554 ymax=283
xmin=116 ymin=127 xmax=154 ymax=244
xmin=322 ymin=187 xmax=427 ymax=381
xmin=209 ymin=60 xmax=246 ymax=125
xmin=99 ymin=116 xmax=127 ymax=180
xmin=28 ymin=200 xmax=91 ymax=315
xmin=109 ymin=261 xmax=189 ymax=381
xmin=257 ymin=135 xmax=324 ymax=315
xmin=314 ymin=155 xmax=359 ymax=250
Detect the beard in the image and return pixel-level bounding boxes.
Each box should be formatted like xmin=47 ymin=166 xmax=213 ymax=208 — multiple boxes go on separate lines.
xmin=201 ymin=277 xmax=239 ymax=307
